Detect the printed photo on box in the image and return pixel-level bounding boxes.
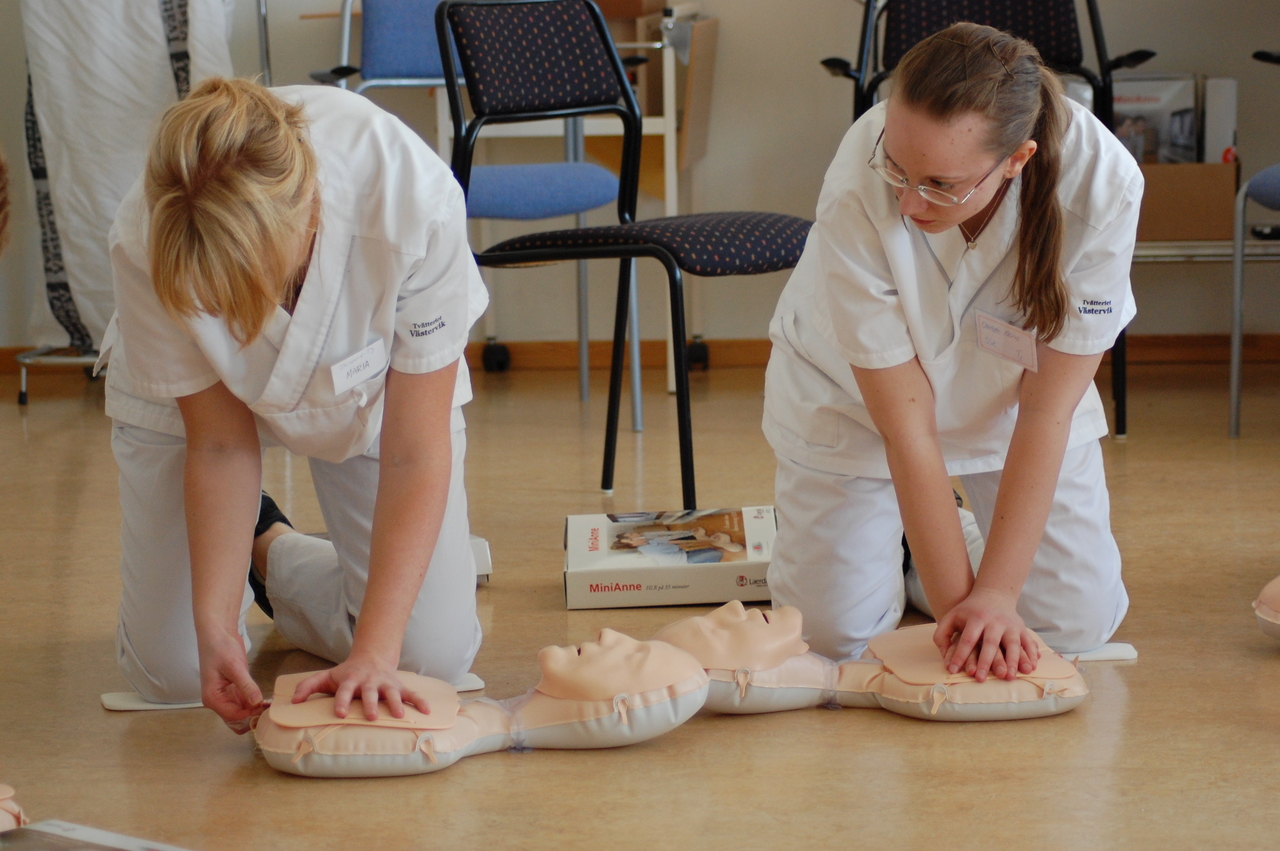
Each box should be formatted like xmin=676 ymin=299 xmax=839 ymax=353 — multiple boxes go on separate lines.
xmin=609 ymin=509 xmax=748 ymax=565
xmin=1113 ymin=75 xmax=1197 ymax=163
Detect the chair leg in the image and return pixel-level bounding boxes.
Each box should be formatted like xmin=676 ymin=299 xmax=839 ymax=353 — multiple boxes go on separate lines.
xmin=627 ymin=265 xmax=643 ymax=432
xmin=577 ymin=254 xmax=589 ymax=402
xmin=601 ymin=259 xmax=634 ymax=494
xmin=663 ymin=264 xmax=696 ymax=510
xmin=1231 ymin=181 xmax=1250 ymax=438
xmin=1110 ymin=329 xmax=1127 ymax=438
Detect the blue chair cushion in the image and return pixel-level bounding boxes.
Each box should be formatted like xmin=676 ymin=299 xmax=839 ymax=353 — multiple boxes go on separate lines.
xmin=361 ymin=0 xmax=447 ymax=81
xmin=1247 ymin=163 xmax=1280 ymax=211
xmin=483 ymin=211 xmax=814 ymax=276
xmin=467 ymin=163 xmax=618 ymax=220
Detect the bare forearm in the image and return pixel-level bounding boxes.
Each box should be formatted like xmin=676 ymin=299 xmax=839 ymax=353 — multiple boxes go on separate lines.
xmin=186 ymin=444 xmax=261 ymax=640
xmin=973 ymin=411 xmax=1072 ymax=601
xmin=884 ymin=434 xmax=973 ymax=616
xmin=353 ymin=441 xmax=452 ymax=664
xmin=852 ymin=359 xmax=971 ymax=617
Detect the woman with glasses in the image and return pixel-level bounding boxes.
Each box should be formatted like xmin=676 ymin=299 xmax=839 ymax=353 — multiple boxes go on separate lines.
xmin=762 ymin=23 xmax=1141 ymax=680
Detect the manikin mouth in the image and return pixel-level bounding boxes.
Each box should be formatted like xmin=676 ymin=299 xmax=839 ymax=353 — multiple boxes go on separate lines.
xmin=761 ymin=611 xmax=770 ymax=624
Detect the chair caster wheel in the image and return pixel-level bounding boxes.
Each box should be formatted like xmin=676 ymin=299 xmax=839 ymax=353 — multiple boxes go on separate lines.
xmin=686 ymin=336 xmax=709 ymax=371
xmin=482 ymin=339 xmax=510 ymax=372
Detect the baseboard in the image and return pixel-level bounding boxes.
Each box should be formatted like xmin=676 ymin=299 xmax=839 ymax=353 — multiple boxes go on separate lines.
xmin=1108 ymin=334 xmax=1280 ymax=364
xmin=7 ymin=335 xmax=1271 ymax=377
xmin=466 ymin=335 xmax=1280 ymax=370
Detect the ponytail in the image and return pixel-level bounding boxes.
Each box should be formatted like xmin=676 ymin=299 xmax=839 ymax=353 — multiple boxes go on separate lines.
xmin=1013 ymin=68 xmax=1068 ymax=341
xmin=895 ymin=23 xmax=1071 ymax=342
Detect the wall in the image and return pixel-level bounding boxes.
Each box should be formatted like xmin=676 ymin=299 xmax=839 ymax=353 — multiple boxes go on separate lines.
xmin=3 ymin=0 xmax=1280 ymax=347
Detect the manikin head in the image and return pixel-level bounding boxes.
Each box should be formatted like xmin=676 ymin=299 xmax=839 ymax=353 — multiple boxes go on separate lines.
xmin=536 ymin=628 xmax=705 ymax=701
xmin=145 ymin=77 xmax=318 ymax=345
xmin=652 ymin=601 xmax=810 ymax=671
xmin=884 ymin=22 xmax=1070 ymax=342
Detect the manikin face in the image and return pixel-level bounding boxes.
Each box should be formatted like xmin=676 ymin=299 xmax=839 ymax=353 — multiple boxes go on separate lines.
xmin=652 ymin=600 xmax=810 ymax=671
xmin=879 ymin=97 xmax=1036 ymax=234
xmin=536 ymin=628 xmax=704 ymax=702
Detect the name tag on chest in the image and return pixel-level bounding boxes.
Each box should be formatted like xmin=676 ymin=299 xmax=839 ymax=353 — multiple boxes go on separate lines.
xmin=331 ymin=339 xmax=388 ymax=395
xmin=975 ymin=310 xmax=1038 ymax=372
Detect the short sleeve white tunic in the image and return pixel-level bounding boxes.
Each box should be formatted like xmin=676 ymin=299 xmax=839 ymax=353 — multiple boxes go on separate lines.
xmin=101 ymin=86 xmax=489 ymax=464
xmin=763 ymin=98 xmax=1142 ymax=480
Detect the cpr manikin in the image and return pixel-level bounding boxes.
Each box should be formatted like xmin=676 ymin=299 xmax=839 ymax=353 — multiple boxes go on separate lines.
xmin=0 ymin=785 xmax=27 ymax=831
xmin=1253 ymin=575 xmax=1280 ymax=640
xmin=653 ymin=601 xmax=1088 ymax=721
xmin=254 ymin=629 xmax=709 ymax=777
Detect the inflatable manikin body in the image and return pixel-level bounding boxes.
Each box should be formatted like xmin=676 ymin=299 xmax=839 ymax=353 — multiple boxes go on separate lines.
xmin=653 ymin=601 xmax=1089 ymax=721
xmin=254 ymin=629 xmax=709 ymax=777
xmin=1254 ymin=575 xmax=1280 ymax=640
xmin=0 ymin=785 xmax=27 ymax=831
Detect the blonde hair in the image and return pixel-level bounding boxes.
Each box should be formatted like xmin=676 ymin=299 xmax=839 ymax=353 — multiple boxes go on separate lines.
xmin=895 ymin=23 xmax=1070 ymax=342
xmin=145 ymin=77 xmax=317 ymax=345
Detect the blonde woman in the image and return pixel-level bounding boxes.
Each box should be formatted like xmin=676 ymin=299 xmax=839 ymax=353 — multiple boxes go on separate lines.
xmin=101 ymin=78 xmax=488 ymax=728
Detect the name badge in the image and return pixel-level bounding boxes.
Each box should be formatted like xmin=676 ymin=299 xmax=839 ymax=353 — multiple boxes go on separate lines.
xmin=975 ymin=310 xmax=1038 ymax=372
xmin=331 ymin=339 xmax=388 ymax=395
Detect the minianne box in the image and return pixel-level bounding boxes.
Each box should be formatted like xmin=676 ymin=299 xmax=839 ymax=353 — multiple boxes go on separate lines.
xmin=563 ymin=507 xmax=776 ymax=609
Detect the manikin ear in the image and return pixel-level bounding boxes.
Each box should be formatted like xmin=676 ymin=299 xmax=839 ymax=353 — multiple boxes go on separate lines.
xmin=1002 ymin=139 xmax=1038 ymax=179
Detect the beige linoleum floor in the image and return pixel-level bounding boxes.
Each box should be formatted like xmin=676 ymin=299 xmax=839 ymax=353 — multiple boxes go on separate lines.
xmin=3 ymin=363 xmax=1280 ymax=850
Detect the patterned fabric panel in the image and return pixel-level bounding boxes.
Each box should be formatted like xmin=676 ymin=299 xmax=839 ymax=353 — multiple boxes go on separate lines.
xmin=447 ymin=0 xmax=622 ymax=116
xmin=882 ymin=0 xmax=1084 ymax=71
xmin=158 ymin=0 xmax=192 ymax=98
xmin=23 ymin=75 xmax=93 ymax=353
xmin=485 ymin=212 xmax=814 ymax=277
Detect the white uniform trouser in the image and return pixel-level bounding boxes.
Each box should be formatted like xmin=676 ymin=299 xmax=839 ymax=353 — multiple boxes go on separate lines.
xmin=768 ymin=439 xmax=1128 ymax=661
xmin=113 ymin=422 xmax=481 ymax=704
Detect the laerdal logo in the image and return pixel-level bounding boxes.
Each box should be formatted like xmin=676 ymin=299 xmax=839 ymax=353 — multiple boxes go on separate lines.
xmin=587 ymin=527 xmax=601 ymax=552
xmin=737 ymin=575 xmax=767 ymax=588
xmin=589 ymin=582 xmax=643 ymax=593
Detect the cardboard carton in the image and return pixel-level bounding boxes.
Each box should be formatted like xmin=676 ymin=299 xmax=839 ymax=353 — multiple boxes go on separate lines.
xmin=1136 ymin=162 xmax=1239 ymax=241
xmin=564 ymin=507 xmax=776 ymax=609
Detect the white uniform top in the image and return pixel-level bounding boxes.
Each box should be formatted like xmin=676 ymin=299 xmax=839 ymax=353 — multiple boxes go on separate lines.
xmin=763 ymin=98 xmax=1142 ymax=480
xmin=101 ymin=86 xmax=489 ymax=464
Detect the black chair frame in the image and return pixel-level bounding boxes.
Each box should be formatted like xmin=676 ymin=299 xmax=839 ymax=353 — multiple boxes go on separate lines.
xmin=437 ymin=0 xmax=698 ymax=508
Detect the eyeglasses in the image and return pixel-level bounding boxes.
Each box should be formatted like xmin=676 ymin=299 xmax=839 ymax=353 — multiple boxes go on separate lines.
xmin=867 ymin=128 xmax=1004 ymax=207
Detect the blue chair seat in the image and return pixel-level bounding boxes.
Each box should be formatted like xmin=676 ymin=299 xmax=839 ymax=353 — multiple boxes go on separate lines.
xmin=1247 ymin=163 xmax=1280 ymax=210
xmin=485 ymin=211 xmax=813 ymax=276
xmin=466 ymin=163 xmax=618 ymax=220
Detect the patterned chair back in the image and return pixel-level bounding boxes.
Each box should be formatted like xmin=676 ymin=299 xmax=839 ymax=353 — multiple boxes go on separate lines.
xmin=880 ymin=0 xmax=1085 ymax=73
xmin=443 ymin=0 xmax=626 ymax=118
xmin=360 ymin=0 xmax=450 ymax=81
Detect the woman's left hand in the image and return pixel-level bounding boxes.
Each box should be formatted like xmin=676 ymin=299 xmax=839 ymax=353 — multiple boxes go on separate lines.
xmin=291 ymin=650 xmax=431 ymax=720
xmin=933 ymin=587 xmax=1040 ymax=682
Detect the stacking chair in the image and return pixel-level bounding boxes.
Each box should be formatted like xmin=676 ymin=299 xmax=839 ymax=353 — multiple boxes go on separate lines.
xmin=820 ymin=0 xmax=1154 ymax=437
xmin=437 ymin=0 xmax=813 ymax=510
xmin=1229 ymin=51 xmax=1280 ymax=437
xmin=313 ymin=0 xmax=623 ymax=402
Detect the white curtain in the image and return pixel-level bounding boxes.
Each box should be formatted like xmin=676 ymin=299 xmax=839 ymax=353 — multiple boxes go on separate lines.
xmin=20 ymin=0 xmax=234 ymax=350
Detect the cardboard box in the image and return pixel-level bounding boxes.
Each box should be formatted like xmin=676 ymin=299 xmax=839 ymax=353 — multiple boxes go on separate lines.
xmin=1136 ymin=162 xmax=1239 ymax=241
xmin=594 ymin=0 xmax=665 ymax=18
xmin=564 ymin=507 xmax=776 ymax=609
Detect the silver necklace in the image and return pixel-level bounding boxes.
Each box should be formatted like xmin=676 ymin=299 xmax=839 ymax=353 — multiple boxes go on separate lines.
xmin=960 ymin=179 xmax=1008 ymax=250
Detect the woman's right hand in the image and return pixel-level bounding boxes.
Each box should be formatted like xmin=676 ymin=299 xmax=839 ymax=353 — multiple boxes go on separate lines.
xmin=198 ymin=628 xmax=265 ymax=733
